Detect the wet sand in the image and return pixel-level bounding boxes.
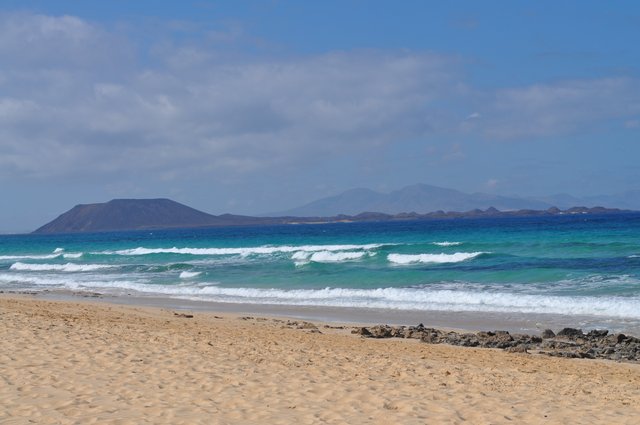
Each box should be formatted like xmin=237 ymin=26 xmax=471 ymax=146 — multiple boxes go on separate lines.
xmin=1 ymin=295 xmax=639 ymax=424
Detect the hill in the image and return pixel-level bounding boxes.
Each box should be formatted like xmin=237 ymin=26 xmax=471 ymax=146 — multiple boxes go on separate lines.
xmin=32 ymin=199 xmax=282 ymax=234
xmin=273 ymin=184 xmax=552 ymax=216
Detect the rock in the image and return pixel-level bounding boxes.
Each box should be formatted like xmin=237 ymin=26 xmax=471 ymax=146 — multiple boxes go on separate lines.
xmin=506 ymin=344 xmax=529 ymax=353
xmin=297 ymin=321 xmax=318 ymax=330
xmin=609 ymin=333 xmax=627 ymax=344
xmin=420 ymin=329 xmax=443 ymax=344
xmin=541 ymin=329 xmax=556 ymax=339
xmin=368 ymin=325 xmax=396 ymax=338
xmin=557 ymin=328 xmax=584 ymax=338
xmin=352 ymin=323 xmax=639 ymax=362
xmin=481 ymin=331 xmax=514 ymax=349
xmin=586 ymin=329 xmax=608 ymax=339
xmin=352 ymin=327 xmax=371 ymax=336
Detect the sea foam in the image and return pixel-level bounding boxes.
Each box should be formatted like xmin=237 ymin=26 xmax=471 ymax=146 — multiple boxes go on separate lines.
xmin=292 ymin=251 xmax=366 ymax=264
xmin=20 ymin=280 xmax=639 ymax=319
xmin=9 ymin=262 xmax=116 ymax=272
xmin=431 ymin=241 xmax=462 ymax=246
xmin=0 ymin=253 xmax=61 ymax=261
xmin=105 ymin=244 xmax=388 ymax=257
xmin=4 ymin=269 xmax=640 ymax=319
xmin=387 ymin=252 xmax=485 ymax=265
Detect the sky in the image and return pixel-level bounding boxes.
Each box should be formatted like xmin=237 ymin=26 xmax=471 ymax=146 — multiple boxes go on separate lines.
xmin=1 ymin=0 xmax=639 ymax=232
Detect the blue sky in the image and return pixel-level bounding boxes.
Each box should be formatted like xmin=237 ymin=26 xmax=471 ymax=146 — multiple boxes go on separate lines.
xmin=1 ymin=1 xmax=639 ymax=231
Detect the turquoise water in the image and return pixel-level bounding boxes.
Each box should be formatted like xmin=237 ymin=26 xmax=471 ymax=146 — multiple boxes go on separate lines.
xmin=2 ymin=213 xmax=640 ymax=323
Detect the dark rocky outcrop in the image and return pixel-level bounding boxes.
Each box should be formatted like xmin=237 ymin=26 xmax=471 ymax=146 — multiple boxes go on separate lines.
xmin=351 ymin=324 xmax=640 ymax=362
xmin=33 ymin=199 xmax=288 ymax=234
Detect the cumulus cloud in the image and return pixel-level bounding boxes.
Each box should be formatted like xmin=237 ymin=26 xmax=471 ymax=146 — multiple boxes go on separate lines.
xmin=485 ymin=178 xmax=499 ymax=189
xmin=478 ymin=77 xmax=640 ymax=139
xmin=0 ymin=12 xmax=466 ymax=181
xmin=0 ymin=11 xmax=638 ymax=185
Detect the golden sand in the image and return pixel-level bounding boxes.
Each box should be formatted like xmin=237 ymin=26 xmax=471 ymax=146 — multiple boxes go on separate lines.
xmin=1 ymin=296 xmax=639 ymax=424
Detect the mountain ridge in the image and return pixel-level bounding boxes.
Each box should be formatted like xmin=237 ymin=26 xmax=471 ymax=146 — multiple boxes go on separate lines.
xmin=271 ymin=183 xmax=552 ymax=216
xmin=32 ymin=197 xmax=633 ymax=235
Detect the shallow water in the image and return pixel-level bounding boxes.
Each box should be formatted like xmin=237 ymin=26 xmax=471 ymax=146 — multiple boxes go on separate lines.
xmin=2 ymin=213 xmax=640 ymax=330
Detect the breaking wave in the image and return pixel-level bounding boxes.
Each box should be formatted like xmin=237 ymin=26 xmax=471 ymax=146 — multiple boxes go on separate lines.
xmin=0 ymin=253 xmax=61 ymax=261
xmin=179 ymin=271 xmax=202 ymax=279
xmin=4 ymin=272 xmax=638 ymax=319
xmin=431 ymin=241 xmax=462 ymax=247
xmin=106 ymin=243 xmax=388 ymax=257
xmin=292 ymin=250 xmax=368 ymax=265
xmin=387 ymin=252 xmax=485 ymax=265
xmin=9 ymin=262 xmax=117 ymax=272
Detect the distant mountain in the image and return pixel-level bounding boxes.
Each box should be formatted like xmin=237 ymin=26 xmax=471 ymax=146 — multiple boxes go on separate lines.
xmin=33 ymin=197 xmax=633 ymax=234
xmin=582 ymin=190 xmax=640 ymax=211
xmin=527 ymin=193 xmax=587 ymax=210
xmin=272 ymin=184 xmax=552 ymax=217
xmin=528 ymin=190 xmax=640 ymax=210
xmin=33 ymin=199 xmax=283 ymax=234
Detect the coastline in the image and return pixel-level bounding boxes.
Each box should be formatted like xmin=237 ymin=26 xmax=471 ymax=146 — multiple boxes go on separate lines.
xmin=8 ymin=288 xmax=640 ymax=337
xmin=2 ymin=294 xmax=640 ymax=424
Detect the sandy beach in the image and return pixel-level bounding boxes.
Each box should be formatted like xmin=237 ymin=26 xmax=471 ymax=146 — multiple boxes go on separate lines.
xmin=1 ymin=295 xmax=639 ymax=424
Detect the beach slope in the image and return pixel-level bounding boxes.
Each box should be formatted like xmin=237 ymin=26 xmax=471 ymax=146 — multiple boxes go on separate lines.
xmin=1 ymin=296 xmax=639 ymax=424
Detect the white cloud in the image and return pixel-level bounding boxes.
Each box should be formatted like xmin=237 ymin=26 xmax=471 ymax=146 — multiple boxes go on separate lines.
xmin=0 ymin=12 xmax=639 ymax=186
xmin=485 ymin=178 xmax=499 ymax=189
xmin=479 ymin=77 xmax=640 ymax=139
xmin=0 ymin=12 xmax=465 ymax=181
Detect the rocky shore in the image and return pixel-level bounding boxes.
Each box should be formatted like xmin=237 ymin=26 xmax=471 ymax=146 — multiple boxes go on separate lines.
xmin=353 ymin=324 xmax=640 ymax=362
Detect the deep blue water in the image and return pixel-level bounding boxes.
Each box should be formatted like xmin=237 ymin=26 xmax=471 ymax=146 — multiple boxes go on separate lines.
xmin=2 ymin=213 xmax=640 ymax=322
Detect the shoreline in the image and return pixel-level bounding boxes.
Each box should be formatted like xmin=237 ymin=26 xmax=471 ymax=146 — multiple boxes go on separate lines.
xmin=1 ymin=294 xmax=640 ymax=424
xmin=5 ymin=288 xmax=640 ymax=337
xmin=4 ymin=291 xmax=639 ymax=362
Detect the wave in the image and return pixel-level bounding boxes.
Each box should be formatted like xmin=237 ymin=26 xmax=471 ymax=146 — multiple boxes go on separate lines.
xmin=8 ymin=276 xmax=637 ymax=319
xmin=0 ymin=273 xmax=144 ymax=289
xmin=9 ymin=262 xmax=116 ymax=272
xmin=432 ymin=241 xmax=462 ymax=247
xmin=292 ymin=250 xmax=367 ymax=265
xmin=0 ymin=248 xmax=79 ymax=261
xmin=103 ymin=243 xmax=389 ymax=257
xmin=0 ymin=253 xmax=61 ymax=261
xmin=179 ymin=271 xmax=201 ymax=279
xmin=388 ymin=252 xmax=485 ymax=265
xmin=3 ymin=269 xmax=640 ymax=319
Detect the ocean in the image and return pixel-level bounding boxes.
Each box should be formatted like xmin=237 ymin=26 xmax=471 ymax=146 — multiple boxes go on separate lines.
xmin=2 ymin=213 xmax=640 ymax=332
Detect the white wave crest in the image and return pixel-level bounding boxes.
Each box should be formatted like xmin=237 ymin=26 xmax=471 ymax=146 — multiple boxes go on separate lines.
xmin=0 ymin=273 xmax=142 ymax=289
xmin=179 ymin=271 xmax=201 ymax=279
xmin=3 ymin=271 xmax=640 ymax=319
xmin=53 ymin=248 xmax=65 ymax=253
xmin=431 ymin=241 xmax=462 ymax=246
xmin=63 ymin=253 xmax=83 ymax=259
xmin=25 ymin=279 xmax=640 ymax=319
xmin=105 ymin=243 xmax=388 ymax=257
xmin=292 ymin=251 xmax=366 ymax=264
xmin=9 ymin=262 xmax=116 ymax=272
xmin=0 ymin=254 xmax=61 ymax=261
xmin=388 ymin=252 xmax=485 ymax=265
